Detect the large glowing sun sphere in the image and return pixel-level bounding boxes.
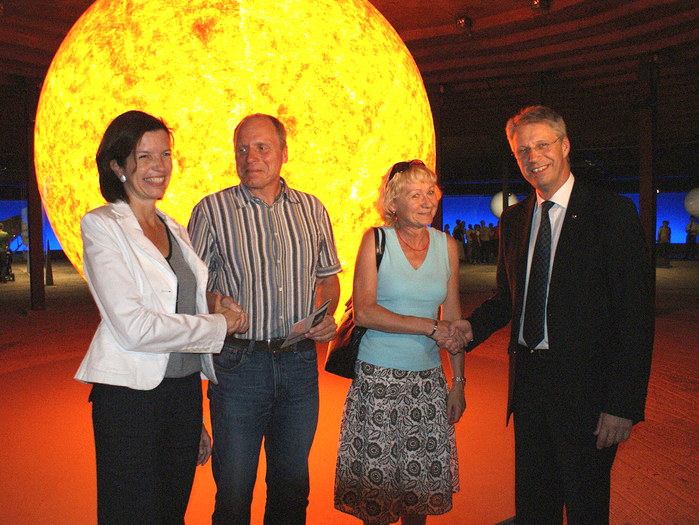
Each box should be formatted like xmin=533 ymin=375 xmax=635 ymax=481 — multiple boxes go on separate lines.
xmin=35 ymin=0 xmax=435 ymax=308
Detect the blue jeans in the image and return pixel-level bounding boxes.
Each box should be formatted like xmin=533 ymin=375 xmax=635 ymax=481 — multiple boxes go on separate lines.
xmin=209 ymin=339 xmax=319 ymax=525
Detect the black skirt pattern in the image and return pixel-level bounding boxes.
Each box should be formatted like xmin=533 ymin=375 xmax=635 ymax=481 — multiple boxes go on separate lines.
xmin=334 ymin=360 xmax=459 ymax=524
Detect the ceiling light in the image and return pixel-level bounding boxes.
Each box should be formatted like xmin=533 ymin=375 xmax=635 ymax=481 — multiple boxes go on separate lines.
xmin=456 ymin=16 xmax=473 ymax=36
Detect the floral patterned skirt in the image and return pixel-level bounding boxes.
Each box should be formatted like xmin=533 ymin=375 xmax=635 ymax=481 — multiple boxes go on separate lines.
xmin=334 ymin=360 xmax=459 ymax=525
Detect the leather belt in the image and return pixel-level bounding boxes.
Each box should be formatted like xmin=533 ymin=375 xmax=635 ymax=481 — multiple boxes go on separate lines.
xmin=224 ymin=337 xmax=311 ymax=354
xmin=517 ymin=344 xmax=556 ymax=361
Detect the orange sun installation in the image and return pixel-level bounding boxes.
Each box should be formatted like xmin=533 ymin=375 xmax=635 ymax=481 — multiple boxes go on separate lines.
xmin=34 ymin=0 xmax=436 ymax=312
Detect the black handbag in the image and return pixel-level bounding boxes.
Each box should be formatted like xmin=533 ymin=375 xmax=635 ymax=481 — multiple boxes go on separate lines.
xmin=324 ymin=227 xmax=385 ymax=379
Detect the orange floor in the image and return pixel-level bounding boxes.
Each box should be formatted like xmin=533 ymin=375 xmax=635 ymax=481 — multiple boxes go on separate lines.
xmin=0 ymin=260 xmax=515 ymax=525
xmin=6 ymin=257 xmax=696 ymax=524
xmin=0 ymin=352 xmax=514 ymax=525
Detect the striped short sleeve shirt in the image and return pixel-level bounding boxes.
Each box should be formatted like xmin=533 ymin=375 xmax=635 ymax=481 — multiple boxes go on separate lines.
xmin=188 ymin=179 xmax=342 ymax=340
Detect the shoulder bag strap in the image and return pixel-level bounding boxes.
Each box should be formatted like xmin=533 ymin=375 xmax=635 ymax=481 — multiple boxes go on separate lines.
xmin=373 ymin=226 xmax=386 ymax=269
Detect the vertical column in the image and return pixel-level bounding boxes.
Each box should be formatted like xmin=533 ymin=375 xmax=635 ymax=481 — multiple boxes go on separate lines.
xmin=24 ymin=78 xmax=45 ymax=310
xmin=638 ymin=55 xmax=658 ymax=280
xmin=430 ymin=85 xmax=444 ymax=231
xmin=501 ymin=153 xmax=510 ymax=217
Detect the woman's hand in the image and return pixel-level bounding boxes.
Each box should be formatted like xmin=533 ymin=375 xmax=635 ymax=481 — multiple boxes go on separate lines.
xmin=447 ymin=383 xmax=466 ymax=424
xmin=431 ymin=320 xmax=469 ymax=354
xmin=198 ymin=425 xmax=212 ymax=466
xmin=213 ymin=293 xmax=250 ymax=334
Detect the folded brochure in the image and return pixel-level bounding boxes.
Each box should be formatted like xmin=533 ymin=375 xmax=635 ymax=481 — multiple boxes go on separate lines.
xmin=281 ymin=299 xmax=331 ymax=347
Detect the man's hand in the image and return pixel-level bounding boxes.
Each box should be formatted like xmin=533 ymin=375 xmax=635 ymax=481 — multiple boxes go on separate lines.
xmin=207 ymin=291 xmax=244 ymax=313
xmin=594 ymin=412 xmax=633 ymax=449
xmin=220 ymin=295 xmax=244 ymax=313
xmin=432 ymin=320 xmax=473 ymax=355
xmin=450 ymin=319 xmax=474 ymax=344
xmin=432 ymin=321 xmax=460 ymax=354
xmin=305 ymin=314 xmax=338 ymax=343
xmin=212 ymin=292 xmax=250 ymax=334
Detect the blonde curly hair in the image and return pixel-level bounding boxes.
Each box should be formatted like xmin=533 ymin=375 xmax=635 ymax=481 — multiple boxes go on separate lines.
xmin=377 ymin=160 xmax=441 ymax=227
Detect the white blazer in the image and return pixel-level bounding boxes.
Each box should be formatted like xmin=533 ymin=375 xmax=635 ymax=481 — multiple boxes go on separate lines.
xmin=75 ymin=201 xmax=226 ymax=390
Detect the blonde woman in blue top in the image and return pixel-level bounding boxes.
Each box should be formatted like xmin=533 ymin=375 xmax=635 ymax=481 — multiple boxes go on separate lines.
xmin=334 ymin=160 xmax=469 ymax=525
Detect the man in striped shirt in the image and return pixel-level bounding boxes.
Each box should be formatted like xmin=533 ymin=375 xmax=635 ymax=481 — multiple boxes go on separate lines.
xmin=188 ymin=114 xmax=341 ymax=525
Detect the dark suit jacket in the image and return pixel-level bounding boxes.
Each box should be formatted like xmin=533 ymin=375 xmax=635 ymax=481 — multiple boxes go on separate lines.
xmin=467 ymin=178 xmax=654 ymax=424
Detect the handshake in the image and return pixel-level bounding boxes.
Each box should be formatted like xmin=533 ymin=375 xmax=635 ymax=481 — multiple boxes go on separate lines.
xmin=429 ymin=319 xmax=473 ymax=355
xmin=209 ymin=292 xmax=250 ymax=335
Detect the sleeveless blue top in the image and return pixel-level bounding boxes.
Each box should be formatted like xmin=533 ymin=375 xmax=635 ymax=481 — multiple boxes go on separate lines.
xmin=357 ymin=226 xmax=450 ymax=371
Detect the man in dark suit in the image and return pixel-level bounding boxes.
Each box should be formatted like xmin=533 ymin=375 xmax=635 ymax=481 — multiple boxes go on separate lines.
xmin=458 ymin=106 xmax=653 ymax=524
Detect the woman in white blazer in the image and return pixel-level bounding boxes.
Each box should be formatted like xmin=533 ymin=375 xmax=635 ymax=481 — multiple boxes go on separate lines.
xmin=76 ymin=111 xmax=248 ymax=525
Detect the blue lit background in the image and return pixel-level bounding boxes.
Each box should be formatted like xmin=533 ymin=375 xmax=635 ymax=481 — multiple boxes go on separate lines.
xmin=0 ymin=192 xmax=693 ymax=253
xmin=443 ymin=192 xmax=691 ymax=243
xmin=0 ymin=200 xmax=61 ymax=252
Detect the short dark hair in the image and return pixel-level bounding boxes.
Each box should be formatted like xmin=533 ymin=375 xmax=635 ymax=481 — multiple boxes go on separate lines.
xmin=233 ymin=113 xmax=287 ymax=151
xmin=96 ymin=110 xmax=171 ymax=203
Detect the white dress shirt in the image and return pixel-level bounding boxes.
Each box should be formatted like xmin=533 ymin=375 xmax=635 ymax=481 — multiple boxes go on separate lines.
xmin=519 ymin=174 xmax=575 ymax=349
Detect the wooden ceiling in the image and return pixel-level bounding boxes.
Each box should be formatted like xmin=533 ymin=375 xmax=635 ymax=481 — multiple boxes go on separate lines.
xmin=1 ymin=0 xmax=698 ymax=195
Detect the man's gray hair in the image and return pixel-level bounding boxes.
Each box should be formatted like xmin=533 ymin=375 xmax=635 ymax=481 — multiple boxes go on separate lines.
xmin=506 ymin=105 xmax=567 ymax=144
xmin=234 ymin=114 xmax=287 ymax=150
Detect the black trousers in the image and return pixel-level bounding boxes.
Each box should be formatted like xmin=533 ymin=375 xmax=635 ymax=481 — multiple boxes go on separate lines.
xmin=90 ymin=374 xmax=202 ymax=525
xmin=512 ymin=357 xmax=617 ymax=525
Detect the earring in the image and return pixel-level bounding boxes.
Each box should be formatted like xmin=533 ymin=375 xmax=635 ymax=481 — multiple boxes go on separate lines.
xmin=119 ymin=175 xmax=126 ymax=183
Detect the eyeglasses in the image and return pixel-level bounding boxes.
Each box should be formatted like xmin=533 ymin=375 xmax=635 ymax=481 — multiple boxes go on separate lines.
xmin=513 ymin=137 xmax=563 ymax=160
xmin=387 ymin=159 xmax=425 ymax=184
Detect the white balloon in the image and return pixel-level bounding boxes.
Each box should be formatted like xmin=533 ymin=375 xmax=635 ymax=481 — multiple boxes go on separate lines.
xmin=490 ymin=191 xmax=520 ymax=218
xmin=684 ymin=188 xmax=699 ymax=217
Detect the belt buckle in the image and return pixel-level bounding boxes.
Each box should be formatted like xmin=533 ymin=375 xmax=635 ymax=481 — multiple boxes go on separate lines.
xmin=265 ymin=339 xmax=287 ymax=353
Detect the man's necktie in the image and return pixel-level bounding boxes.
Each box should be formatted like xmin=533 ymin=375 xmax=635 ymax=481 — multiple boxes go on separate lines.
xmin=523 ymin=200 xmax=554 ymax=348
